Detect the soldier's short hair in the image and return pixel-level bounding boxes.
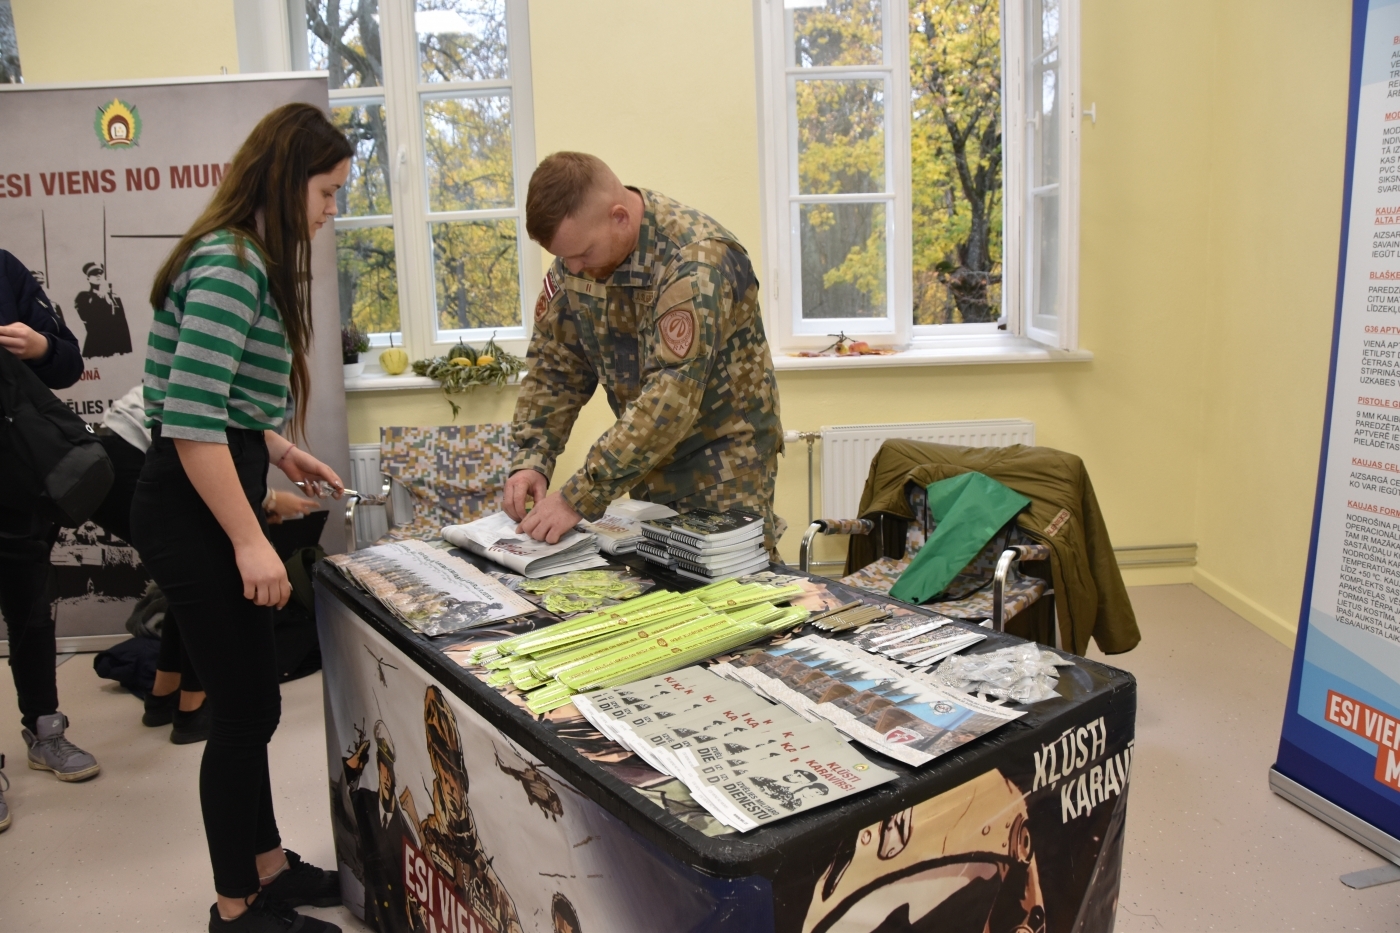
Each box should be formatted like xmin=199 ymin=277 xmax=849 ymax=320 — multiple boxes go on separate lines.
xmin=526 ymin=151 xmax=610 ymax=247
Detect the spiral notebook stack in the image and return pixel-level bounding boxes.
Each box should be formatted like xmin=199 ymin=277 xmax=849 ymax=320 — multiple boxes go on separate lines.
xmin=638 ymin=509 xmax=769 ymax=582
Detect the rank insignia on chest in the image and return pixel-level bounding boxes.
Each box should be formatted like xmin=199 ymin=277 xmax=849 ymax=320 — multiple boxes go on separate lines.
xmin=659 ymin=306 xmax=696 ymax=359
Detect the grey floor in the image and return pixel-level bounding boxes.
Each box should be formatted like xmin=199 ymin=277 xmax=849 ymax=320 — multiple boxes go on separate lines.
xmin=0 ymin=585 xmax=1394 ymax=932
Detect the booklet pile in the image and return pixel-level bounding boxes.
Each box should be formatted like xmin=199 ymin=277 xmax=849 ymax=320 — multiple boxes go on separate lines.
xmin=575 ymin=666 xmax=897 ymax=832
xmin=470 ymin=579 xmax=809 ymax=714
xmin=578 ymin=499 xmax=678 ymax=556
xmin=327 ymin=539 xmax=536 ymax=636
xmin=637 ymin=509 xmax=769 ymax=581
xmin=716 ymin=634 xmax=1023 ymax=767
xmin=441 ymin=510 xmax=608 ymax=578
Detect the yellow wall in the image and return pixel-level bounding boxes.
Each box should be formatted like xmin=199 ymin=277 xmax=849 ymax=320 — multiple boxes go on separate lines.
xmin=349 ymin=0 xmax=1227 ymax=579
xmin=1191 ymin=0 xmax=1351 ymax=643
xmin=10 ymin=0 xmax=240 ymax=83
xmin=10 ymin=0 xmax=1357 ymax=647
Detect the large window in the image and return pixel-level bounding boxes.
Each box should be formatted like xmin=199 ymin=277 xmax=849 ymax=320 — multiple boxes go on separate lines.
xmin=293 ymin=0 xmax=537 ymax=357
xmin=757 ymin=0 xmax=1080 ymax=354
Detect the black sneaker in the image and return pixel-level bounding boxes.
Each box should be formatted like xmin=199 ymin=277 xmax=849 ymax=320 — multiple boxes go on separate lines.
xmin=259 ymin=850 xmax=341 ymax=909
xmin=143 ymin=691 xmax=178 ymax=727
xmin=207 ymin=896 xmax=341 ymax=933
xmin=171 ymin=700 xmax=212 ymax=745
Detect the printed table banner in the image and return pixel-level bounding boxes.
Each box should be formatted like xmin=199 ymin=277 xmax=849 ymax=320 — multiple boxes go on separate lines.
xmin=0 ymin=75 xmax=350 ymax=639
xmin=318 ymin=561 xmax=1133 ymax=933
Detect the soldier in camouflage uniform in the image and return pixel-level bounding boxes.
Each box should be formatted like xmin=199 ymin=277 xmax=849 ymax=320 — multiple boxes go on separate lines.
xmin=506 ymin=152 xmax=785 ymax=555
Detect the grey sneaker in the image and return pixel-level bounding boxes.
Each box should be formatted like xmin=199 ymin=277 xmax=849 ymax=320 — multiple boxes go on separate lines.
xmin=23 ymin=713 xmax=100 ymax=782
xmin=0 ymin=754 xmax=10 ymax=832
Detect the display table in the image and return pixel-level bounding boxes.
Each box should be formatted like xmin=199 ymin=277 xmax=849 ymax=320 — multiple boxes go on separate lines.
xmin=314 ymin=553 xmax=1135 ymax=933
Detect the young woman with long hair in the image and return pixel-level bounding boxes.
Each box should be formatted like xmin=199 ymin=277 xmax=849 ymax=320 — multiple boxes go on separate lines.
xmin=130 ymin=102 xmax=353 ymax=933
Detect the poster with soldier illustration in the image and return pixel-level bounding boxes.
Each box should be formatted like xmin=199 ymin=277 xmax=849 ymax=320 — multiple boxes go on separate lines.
xmin=319 ymin=592 xmax=735 ymax=933
xmin=0 ymin=76 xmax=351 ymax=638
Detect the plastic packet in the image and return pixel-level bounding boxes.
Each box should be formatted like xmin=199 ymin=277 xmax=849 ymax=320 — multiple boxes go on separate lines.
xmin=930 ymin=643 xmax=1072 ymax=704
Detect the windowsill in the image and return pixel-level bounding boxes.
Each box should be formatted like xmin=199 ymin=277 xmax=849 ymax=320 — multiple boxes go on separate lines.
xmin=343 ymin=365 xmax=528 ymax=393
xmin=344 ymin=368 xmax=439 ymax=392
xmin=772 ymin=337 xmax=1093 ymax=371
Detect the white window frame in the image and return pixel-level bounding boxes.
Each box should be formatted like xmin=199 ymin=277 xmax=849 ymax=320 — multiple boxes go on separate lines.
xmin=293 ymin=0 xmax=539 ymax=362
xmin=754 ymin=0 xmax=1081 ymax=357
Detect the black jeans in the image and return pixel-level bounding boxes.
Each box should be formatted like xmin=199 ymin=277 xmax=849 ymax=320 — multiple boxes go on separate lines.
xmin=130 ymin=427 xmax=281 ymax=898
xmin=92 ymin=431 xmax=202 ymax=694
xmin=0 ymin=524 xmax=59 ymax=733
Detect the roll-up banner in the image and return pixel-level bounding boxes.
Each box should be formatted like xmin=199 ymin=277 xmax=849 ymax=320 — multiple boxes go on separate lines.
xmin=1272 ymin=0 xmax=1400 ymax=863
xmin=0 ymin=75 xmax=350 ymax=643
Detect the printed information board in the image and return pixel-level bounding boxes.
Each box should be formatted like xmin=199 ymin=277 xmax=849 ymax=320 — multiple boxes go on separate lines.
xmin=0 ymin=75 xmax=351 ymax=638
xmin=1274 ymin=0 xmax=1400 ymax=857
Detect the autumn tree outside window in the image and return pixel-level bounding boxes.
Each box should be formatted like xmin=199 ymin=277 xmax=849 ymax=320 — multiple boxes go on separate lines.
xmin=757 ymin=0 xmax=1081 ymax=354
xmin=294 ymin=0 xmax=538 ymax=361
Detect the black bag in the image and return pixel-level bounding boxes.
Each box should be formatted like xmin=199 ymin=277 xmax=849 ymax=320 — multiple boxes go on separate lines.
xmin=0 ymin=348 xmax=114 ymax=526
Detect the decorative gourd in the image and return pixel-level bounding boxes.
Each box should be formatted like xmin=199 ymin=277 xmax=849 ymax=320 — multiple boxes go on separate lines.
xmin=379 ymin=346 xmax=409 ymax=375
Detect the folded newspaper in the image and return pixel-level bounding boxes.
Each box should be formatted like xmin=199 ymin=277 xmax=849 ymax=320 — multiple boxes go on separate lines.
xmin=574 ymin=666 xmax=897 ymax=832
xmin=717 ymin=635 xmax=1023 ymax=767
xmin=327 ymin=539 xmax=536 ymax=636
xmin=441 ymin=510 xmax=609 ymax=578
xmin=579 ymin=500 xmax=678 ymax=556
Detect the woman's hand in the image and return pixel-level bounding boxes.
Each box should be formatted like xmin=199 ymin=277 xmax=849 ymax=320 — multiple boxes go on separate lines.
xmin=264 ymin=490 xmax=318 ymax=525
xmin=235 ymin=537 xmax=291 ymax=608
xmin=275 ymin=445 xmax=344 ymax=497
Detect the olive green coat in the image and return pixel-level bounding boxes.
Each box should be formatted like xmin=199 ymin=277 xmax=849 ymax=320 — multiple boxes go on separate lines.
xmin=849 ymin=440 xmax=1140 ymax=655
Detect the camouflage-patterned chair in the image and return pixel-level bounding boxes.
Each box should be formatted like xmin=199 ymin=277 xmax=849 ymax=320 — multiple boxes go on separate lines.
xmin=801 ymin=482 xmax=1052 ymax=638
xmin=362 ymin=424 xmax=515 ymax=546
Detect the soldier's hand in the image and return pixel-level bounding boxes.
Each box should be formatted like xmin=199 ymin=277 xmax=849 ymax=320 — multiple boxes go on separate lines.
xmin=504 ymin=469 xmax=548 ymax=522
xmin=518 ymin=491 xmax=582 ymax=545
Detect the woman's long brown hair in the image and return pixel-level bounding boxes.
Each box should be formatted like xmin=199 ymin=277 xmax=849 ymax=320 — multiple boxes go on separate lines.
xmin=149 ymin=102 xmax=353 ymax=441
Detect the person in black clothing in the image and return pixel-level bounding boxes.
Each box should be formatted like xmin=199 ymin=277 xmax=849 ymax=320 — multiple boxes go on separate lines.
xmin=0 ymin=248 xmax=101 ymax=834
xmin=73 ymin=261 xmax=131 ymax=358
xmin=28 ymin=270 xmax=65 ymax=326
xmin=342 ymin=722 xmax=422 ymax=932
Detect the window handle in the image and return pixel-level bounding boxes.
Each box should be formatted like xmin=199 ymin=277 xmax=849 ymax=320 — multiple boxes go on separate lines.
xmin=1083 ymin=103 xmax=1097 ymax=125
xmin=395 ymin=145 xmax=407 ymax=187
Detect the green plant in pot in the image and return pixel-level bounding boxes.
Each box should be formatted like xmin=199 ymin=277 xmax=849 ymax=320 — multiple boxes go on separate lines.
xmin=342 ymin=323 xmax=370 ymax=378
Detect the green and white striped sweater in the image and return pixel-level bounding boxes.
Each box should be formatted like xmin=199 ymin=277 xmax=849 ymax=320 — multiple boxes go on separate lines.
xmin=143 ymin=230 xmax=291 ymax=443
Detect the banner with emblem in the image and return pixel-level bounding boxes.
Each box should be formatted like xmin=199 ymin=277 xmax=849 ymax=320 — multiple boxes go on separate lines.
xmin=0 ymin=75 xmax=350 ymax=641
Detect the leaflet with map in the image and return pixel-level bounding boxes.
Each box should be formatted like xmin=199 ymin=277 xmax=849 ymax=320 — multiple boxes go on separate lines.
xmin=327 ymin=539 xmax=536 ymax=636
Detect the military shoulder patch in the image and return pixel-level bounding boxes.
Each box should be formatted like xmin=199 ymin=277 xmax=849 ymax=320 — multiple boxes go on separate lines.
xmin=659 ymin=307 xmax=696 ymax=359
xmin=534 ymin=292 xmax=549 ymax=323
xmin=542 ymin=269 xmax=560 ymax=300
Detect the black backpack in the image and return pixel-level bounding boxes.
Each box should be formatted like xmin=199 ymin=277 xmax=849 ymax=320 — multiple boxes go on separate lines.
xmin=0 ymin=348 xmax=114 ymax=530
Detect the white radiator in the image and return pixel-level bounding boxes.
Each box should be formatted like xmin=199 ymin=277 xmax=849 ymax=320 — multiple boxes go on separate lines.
xmin=347 ymin=443 xmax=415 ymax=548
xmin=819 ymin=419 xmax=1035 ymax=520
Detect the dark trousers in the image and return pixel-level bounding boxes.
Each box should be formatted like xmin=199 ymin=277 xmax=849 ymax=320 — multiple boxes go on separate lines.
xmin=130 ymin=427 xmax=282 ymax=898
xmin=93 ymin=431 xmax=202 ymax=694
xmin=0 ymin=525 xmax=59 ymax=733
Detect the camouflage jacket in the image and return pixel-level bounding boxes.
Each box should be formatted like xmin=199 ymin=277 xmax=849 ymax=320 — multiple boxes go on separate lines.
xmin=511 ymin=189 xmax=783 ymax=520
